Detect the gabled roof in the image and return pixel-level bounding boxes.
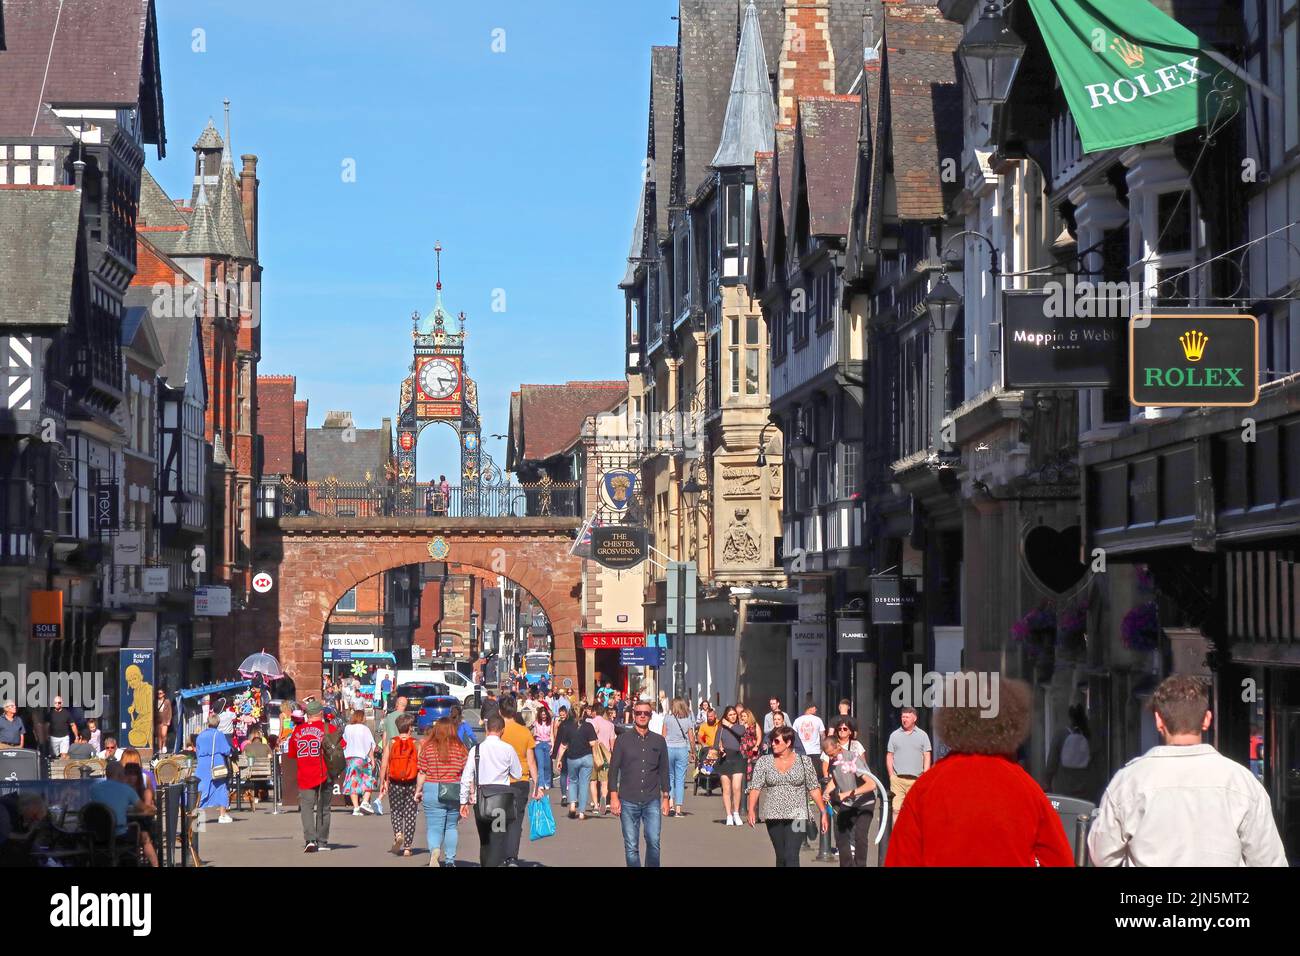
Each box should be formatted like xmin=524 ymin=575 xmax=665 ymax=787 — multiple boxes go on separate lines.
xmin=619 ymin=181 xmax=647 ymax=289
xmin=0 ymin=0 xmax=164 ymax=152
xmin=763 ymin=126 xmax=795 ymax=285
xmin=748 ymin=150 xmax=773 ymax=291
xmin=121 ymin=307 xmax=165 ymax=371
xmin=882 ymin=5 xmax=962 ymax=221
xmin=0 ymin=186 xmax=82 ymax=327
xmin=510 ymin=382 xmax=627 ymax=465
xmin=710 ymin=1 xmax=776 ymax=169
xmin=306 ymin=417 xmax=394 ymax=483
xmin=791 ymin=96 xmax=861 ymax=240
xmin=127 ymin=236 xmax=203 ymax=390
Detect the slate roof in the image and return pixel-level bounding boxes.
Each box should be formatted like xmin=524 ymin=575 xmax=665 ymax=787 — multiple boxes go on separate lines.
xmin=0 ymin=0 xmax=163 ymax=148
xmin=0 ymin=186 xmax=82 ymax=327
xmin=306 ymin=418 xmax=394 ymax=483
xmin=793 ymin=96 xmax=861 ymax=238
xmin=511 ymin=382 xmax=627 ymax=464
xmin=883 ymin=5 xmax=961 ymax=221
xmin=139 ymin=168 xmax=188 ymax=228
xmin=649 ymin=45 xmax=678 ymax=239
xmin=754 ymin=151 xmax=774 ymax=247
xmin=711 ymin=1 xmax=777 ymax=168
xmin=126 ymin=236 xmax=202 ymax=388
xmin=620 ymin=181 xmax=647 ymax=289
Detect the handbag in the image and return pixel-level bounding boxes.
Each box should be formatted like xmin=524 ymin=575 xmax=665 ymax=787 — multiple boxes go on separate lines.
xmin=436 ymin=782 xmax=461 ymax=805
xmin=473 ymin=742 xmax=518 ymax=825
xmin=207 ymin=733 xmax=230 ymax=781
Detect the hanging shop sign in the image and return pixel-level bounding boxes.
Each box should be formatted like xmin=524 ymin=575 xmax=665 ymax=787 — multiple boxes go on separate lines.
xmin=194 ymin=585 xmax=231 ymax=617
xmin=1002 ymin=289 xmax=1122 ymax=388
xmin=30 ymin=590 xmax=63 ymax=639
xmin=142 ymin=567 xmax=170 ymax=593
xmin=1129 ymin=312 xmax=1258 ymax=407
xmin=113 ymin=530 xmax=143 ymax=567
xmin=94 ymin=482 xmax=119 ymax=531
xmin=792 ymin=623 xmax=826 ymax=657
xmin=1026 ymin=0 xmax=1241 ymax=154
xmin=837 ymin=618 xmax=869 ymax=654
xmin=746 ymin=603 xmax=798 ymax=624
xmin=870 ymin=576 xmax=918 ymax=625
xmin=590 ymin=525 xmax=648 ymax=570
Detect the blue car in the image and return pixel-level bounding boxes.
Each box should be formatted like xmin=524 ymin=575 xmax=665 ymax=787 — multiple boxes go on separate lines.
xmin=394 ymin=682 xmax=455 ymax=732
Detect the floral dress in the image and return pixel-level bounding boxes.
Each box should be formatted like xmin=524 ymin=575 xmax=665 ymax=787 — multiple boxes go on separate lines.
xmin=741 ymin=725 xmax=761 ymax=778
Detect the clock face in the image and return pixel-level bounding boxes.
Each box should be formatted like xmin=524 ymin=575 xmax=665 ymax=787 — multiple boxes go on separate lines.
xmin=419 ymin=358 xmax=459 ymax=399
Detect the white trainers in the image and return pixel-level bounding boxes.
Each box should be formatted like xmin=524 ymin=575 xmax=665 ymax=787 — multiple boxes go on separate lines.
xmin=724 ymin=815 xmax=735 ymax=826
xmin=217 ymin=814 xmax=233 ymax=824
xmin=352 ymin=809 xmax=363 ymax=816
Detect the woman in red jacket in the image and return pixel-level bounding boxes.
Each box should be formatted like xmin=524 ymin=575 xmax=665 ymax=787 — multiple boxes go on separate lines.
xmin=884 ymin=676 xmax=1073 ymax=867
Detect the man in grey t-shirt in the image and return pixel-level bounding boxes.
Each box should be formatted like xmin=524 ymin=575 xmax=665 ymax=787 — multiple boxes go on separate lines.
xmin=886 ymin=707 xmax=932 ymax=823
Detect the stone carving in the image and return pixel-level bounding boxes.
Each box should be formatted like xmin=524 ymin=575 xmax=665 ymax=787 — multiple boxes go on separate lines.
xmin=722 ymin=508 xmax=762 ymax=565
xmin=722 ymin=466 xmax=761 ymax=498
xmin=768 ymin=464 xmax=782 ymax=497
xmin=400 ymin=376 xmax=413 ymax=411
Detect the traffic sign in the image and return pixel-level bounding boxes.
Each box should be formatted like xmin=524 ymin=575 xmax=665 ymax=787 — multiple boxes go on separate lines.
xmin=620 ymin=647 xmax=665 ymax=667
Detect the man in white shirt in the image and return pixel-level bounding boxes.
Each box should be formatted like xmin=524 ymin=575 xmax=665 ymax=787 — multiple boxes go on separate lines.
xmin=545 ymin=691 xmax=569 ymax=720
xmin=460 ymin=714 xmax=523 ymax=868
xmin=1088 ymin=675 xmax=1287 ymax=867
xmin=792 ymin=703 xmax=826 ymax=778
xmin=763 ymin=696 xmax=790 ymax=736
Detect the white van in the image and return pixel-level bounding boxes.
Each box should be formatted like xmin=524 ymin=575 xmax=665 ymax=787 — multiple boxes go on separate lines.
xmin=397 ymin=668 xmax=479 ymax=708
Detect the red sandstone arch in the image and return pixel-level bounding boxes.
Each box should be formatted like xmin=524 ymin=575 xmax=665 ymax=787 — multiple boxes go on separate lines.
xmin=238 ymin=518 xmax=584 ymax=697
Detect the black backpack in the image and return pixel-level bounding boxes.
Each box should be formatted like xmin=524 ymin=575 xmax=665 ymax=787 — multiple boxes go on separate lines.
xmin=321 ymin=726 xmax=346 ymax=780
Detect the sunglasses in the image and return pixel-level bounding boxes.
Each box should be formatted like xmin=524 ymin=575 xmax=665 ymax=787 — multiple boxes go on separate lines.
xmin=633 ymin=710 xmax=653 ymax=717
xmin=837 ymin=727 xmax=852 ymax=733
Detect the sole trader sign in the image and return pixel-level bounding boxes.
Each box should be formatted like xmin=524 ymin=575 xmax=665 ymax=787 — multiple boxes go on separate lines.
xmin=1130 ymin=312 xmax=1258 ymax=407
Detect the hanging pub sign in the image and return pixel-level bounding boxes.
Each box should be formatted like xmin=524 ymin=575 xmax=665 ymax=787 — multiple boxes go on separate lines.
xmin=870 ymin=575 xmax=917 ymax=625
xmin=1129 ymin=311 xmax=1258 ymax=408
xmin=598 ymin=468 xmax=638 ymax=513
xmin=94 ymin=482 xmax=119 ymax=531
xmin=590 ymin=525 xmax=648 ymax=570
xmin=1003 ymin=289 xmax=1123 ymax=388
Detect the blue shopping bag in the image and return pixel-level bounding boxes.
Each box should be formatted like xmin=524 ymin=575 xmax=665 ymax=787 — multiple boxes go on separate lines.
xmin=528 ymin=796 xmax=556 ymax=841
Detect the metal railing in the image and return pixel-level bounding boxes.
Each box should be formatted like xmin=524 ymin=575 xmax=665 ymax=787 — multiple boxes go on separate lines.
xmin=261 ymin=477 xmax=581 ymax=519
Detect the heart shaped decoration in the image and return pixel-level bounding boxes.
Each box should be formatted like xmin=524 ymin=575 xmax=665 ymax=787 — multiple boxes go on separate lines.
xmin=1023 ymin=524 xmax=1088 ymax=594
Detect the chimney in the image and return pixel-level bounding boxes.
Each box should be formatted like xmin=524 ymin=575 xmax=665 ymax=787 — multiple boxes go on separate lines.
xmin=240 ymin=154 xmax=259 ymax=259
xmin=778 ymin=0 xmax=836 ymax=128
xmin=293 ymin=399 xmax=309 ymax=480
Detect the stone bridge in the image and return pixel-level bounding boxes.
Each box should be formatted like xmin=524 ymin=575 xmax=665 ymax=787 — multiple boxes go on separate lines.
xmin=239 ymin=516 xmax=584 ymax=697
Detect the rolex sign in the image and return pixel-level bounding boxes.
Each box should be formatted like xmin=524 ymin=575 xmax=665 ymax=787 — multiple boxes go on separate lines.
xmin=1130 ymin=312 xmax=1258 ymax=408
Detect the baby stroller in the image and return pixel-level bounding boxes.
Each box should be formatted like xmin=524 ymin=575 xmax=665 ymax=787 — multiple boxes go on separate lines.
xmin=693 ymin=745 xmax=721 ymax=797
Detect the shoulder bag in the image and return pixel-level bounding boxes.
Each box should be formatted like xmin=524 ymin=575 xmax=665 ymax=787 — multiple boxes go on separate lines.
xmin=207 ymin=732 xmax=230 ymax=781
xmin=473 ymin=741 xmax=518 ymax=825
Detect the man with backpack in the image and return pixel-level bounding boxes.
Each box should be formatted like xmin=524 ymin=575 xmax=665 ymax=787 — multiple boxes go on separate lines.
xmin=289 ymin=699 xmax=342 ymax=852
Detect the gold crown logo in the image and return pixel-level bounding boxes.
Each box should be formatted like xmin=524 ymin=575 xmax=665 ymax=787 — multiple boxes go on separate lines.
xmin=1180 ymin=329 xmax=1208 ymax=362
xmin=1110 ymin=37 xmax=1145 ymax=69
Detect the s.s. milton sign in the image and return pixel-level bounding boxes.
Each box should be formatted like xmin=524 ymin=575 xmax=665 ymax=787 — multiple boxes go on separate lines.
xmin=590 ymin=525 xmax=648 ymax=571
xmin=1130 ymin=311 xmax=1258 ymax=407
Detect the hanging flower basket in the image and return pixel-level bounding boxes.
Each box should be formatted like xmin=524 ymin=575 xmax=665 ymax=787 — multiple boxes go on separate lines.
xmin=1121 ymin=601 xmax=1161 ymax=652
xmin=1011 ymin=603 xmax=1057 ymax=659
xmin=1058 ymin=599 xmax=1088 ymax=656
xmin=1135 ymin=563 xmax=1156 ymax=593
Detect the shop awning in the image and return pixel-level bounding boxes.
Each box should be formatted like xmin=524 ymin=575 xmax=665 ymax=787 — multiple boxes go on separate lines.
xmin=1026 ymin=0 xmax=1242 ymax=153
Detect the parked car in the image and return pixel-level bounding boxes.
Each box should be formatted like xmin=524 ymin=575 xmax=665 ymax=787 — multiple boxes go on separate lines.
xmin=393 ymin=681 xmax=450 ymax=709
xmin=419 ymin=669 xmax=481 ymax=709
xmin=410 ymin=694 xmax=457 ymax=732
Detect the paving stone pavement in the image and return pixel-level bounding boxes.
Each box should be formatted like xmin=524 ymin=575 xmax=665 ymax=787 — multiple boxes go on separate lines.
xmin=196 ymin=784 xmax=884 ymax=868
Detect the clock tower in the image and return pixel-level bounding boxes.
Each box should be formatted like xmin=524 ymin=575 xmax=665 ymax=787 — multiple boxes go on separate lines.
xmin=395 ymin=244 xmax=503 ymax=515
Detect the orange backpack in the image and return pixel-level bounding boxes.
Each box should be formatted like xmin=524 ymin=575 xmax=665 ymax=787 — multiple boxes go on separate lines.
xmin=389 ymin=736 xmax=419 ymax=782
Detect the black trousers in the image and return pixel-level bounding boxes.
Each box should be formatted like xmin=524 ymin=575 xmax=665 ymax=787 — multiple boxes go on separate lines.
xmin=834 ymin=804 xmax=873 ymax=867
xmin=502 ymin=780 xmax=531 ymax=860
xmin=765 ymin=819 xmax=803 ymax=867
xmin=474 ymin=785 xmax=514 ymax=868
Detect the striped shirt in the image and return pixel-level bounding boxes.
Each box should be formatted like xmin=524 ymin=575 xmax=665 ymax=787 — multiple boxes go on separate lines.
xmin=418 ymin=740 xmax=469 ymax=782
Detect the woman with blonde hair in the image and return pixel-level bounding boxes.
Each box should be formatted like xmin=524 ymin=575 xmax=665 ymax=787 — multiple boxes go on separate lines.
xmin=738 ymin=708 xmax=761 ymax=779
xmin=663 ymin=697 xmax=696 ymax=817
xmin=414 ymin=717 xmax=468 ymax=866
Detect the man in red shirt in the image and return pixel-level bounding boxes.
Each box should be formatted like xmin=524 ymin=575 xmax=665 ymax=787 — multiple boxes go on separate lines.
xmin=289 ymin=699 xmax=339 ymax=852
xmin=885 ymin=677 xmax=1073 ymax=867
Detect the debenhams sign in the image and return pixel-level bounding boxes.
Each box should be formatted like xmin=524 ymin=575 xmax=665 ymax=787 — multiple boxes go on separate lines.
xmin=1129 ymin=312 xmax=1258 ymax=408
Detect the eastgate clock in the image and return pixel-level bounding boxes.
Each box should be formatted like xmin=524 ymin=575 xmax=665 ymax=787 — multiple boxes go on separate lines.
xmin=419 ymin=358 xmax=459 ymax=399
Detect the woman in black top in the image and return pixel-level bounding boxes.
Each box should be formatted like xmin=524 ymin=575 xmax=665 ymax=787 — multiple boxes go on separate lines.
xmin=554 ymin=707 xmax=571 ymax=806
xmin=553 ymin=706 xmax=599 ymax=820
xmin=716 ymin=705 xmax=748 ymax=827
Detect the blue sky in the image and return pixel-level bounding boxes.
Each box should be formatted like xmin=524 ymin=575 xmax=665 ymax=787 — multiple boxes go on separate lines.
xmin=151 ymin=0 xmax=675 ymax=476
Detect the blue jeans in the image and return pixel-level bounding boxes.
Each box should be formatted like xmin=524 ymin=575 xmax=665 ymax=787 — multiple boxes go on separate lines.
xmin=566 ymin=754 xmax=593 ymax=809
xmin=667 ymin=747 xmax=690 ymax=806
xmin=619 ymin=799 xmax=662 ymax=867
xmin=421 ymin=784 xmax=460 ymax=864
xmin=535 ymin=742 xmax=553 ymax=789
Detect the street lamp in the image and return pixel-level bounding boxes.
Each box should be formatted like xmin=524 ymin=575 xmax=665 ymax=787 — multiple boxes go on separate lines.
xmin=958 ymin=1 xmax=1026 ymax=107
xmin=924 ymin=271 xmax=963 ymax=334
xmin=756 ymin=421 xmax=778 ymax=467
xmin=680 ymin=474 xmax=703 ymax=512
xmin=788 ymin=429 xmax=815 ymax=472
xmin=53 ymin=455 xmax=75 ymax=501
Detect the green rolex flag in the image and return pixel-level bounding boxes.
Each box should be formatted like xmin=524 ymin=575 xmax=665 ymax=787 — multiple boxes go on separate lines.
xmin=1026 ymin=0 xmax=1239 ymax=153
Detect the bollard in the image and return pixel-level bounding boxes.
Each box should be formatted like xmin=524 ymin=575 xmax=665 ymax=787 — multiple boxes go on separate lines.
xmin=183 ymin=776 xmax=200 ymax=867
xmin=157 ymin=784 xmax=176 ymax=868
xmin=816 ymin=804 xmax=835 ymax=862
xmin=271 ymin=749 xmax=282 ymax=814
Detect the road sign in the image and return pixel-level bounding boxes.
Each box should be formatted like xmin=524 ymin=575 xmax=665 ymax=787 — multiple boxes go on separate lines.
xmin=252 ymin=571 xmax=274 ymax=594
xmin=620 ymin=647 xmax=665 ymax=667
